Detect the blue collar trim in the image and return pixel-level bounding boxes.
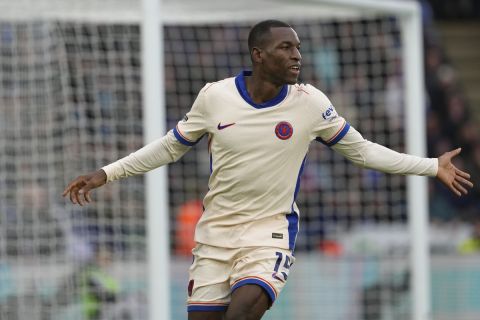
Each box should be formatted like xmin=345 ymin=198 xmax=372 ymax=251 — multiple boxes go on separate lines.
xmin=234 ymin=70 xmax=288 ymax=109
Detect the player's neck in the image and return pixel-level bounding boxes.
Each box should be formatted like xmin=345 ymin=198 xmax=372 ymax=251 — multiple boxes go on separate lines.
xmin=245 ymin=73 xmax=285 ymax=104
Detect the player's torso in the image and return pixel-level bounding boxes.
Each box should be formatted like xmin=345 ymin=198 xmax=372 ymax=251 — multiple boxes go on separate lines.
xmin=207 ymin=82 xmax=313 ymax=171
xmin=195 ymin=75 xmax=315 ymax=249
xmin=205 ymin=79 xmax=313 ymax=202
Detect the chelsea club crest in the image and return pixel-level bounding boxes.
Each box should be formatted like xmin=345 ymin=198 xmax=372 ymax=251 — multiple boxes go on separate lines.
xmin=275 ymin=121 xmax=293 ymax=140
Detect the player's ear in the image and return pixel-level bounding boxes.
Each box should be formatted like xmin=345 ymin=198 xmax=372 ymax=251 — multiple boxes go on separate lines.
xmin=251 ymin=47 xmax=263 ymax=64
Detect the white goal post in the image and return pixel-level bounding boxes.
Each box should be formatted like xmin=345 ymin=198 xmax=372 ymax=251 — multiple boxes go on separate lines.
xmin=0 ymin=0 xmax=429 ymax=319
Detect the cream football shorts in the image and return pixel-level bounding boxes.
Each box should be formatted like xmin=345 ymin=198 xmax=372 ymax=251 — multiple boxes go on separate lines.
xmin=187 ymin=243 xmax=295 ymax=312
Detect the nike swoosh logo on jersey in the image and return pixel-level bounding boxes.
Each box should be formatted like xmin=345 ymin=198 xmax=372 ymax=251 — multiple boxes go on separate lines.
xmin=217 ymin=122 xmax=236 ymax=130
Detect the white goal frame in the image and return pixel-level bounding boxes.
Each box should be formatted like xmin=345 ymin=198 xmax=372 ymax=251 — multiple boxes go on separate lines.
xmin=146 ymin=0 xmax=429 ymax=320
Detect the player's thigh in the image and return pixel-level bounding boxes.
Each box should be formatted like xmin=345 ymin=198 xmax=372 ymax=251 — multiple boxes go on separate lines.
xmin=188 ymin=310 xmax=225 ymax=320
xmin=226 ymin=246 xmax=295 ymax=318
xmin=225 ymin=284 xmax=270 ymax=320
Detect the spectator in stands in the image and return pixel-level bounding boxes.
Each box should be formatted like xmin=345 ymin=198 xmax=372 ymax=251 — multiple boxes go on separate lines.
xmin=458 ymin=220 xmax=480 ymax=254
xmin=57 ymin=245 xmax=120 ymax=320
xmin=175 ymin=199 xmax=203 ymax=256
xmin=420 ymin=1 xmax=480 ymax=221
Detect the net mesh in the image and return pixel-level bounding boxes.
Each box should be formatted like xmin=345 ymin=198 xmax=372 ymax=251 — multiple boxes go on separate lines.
xmin=0 ymin=1 xmax=479 ymax=320
xmin=0 ymin=18 xmax=147 ymax=320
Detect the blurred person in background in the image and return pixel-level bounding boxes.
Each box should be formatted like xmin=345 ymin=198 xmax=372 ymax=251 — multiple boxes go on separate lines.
xmin=459 ymin=220 xmax=480 ymax=254
xmin=79 ymin=246 xmax=119 ymax=320
xmin=175 ymin=199 xmax=203 ymax=256
xmin=56 ymin=245 xmax=120 ymax=320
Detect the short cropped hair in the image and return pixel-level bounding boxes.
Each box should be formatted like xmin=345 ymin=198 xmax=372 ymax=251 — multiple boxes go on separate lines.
xmin=247 ymin=20 xmax=291 ymax=55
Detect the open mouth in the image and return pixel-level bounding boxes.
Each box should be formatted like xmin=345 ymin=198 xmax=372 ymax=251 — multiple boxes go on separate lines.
xmin=289 ymin=65 xmax=301 ymax=74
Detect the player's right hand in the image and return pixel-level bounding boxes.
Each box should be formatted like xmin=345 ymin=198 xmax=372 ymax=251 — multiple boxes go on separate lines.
xmin=62 ymin=169 xmax=107 ymax=206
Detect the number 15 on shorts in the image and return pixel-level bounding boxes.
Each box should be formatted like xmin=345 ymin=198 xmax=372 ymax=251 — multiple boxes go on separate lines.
xmin=272 ymin=251 xmax=293 ymax=282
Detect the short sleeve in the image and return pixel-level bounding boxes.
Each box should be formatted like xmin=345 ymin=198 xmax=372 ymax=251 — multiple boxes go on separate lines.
xmin=173 ymin=85 xmax=209 ymax=146
xmin=307 ymin=85 xmax=350 ymax=147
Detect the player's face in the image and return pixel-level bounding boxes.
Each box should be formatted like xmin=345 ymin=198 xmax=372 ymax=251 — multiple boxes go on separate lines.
xmin=260 ymin=27 xmax=301 ymax=85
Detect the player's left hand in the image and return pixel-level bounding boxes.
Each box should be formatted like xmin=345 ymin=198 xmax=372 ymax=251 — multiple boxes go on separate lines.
xmin=436 ymin=148 xmax=473 ymax=196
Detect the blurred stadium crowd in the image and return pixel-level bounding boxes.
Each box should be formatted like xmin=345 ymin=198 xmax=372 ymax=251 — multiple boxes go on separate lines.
xmin=422 ymin=1 xmax=480 ymax=222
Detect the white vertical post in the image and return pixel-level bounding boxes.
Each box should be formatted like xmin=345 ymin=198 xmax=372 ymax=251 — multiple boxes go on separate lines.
xmin=401 ymin=4 xmax=431 ymax=320
xmin=316 ymin=2 xmax=431 ymax=319
xmin=141 ymin=0 xmax=170 ymax=319
xmin=317 ymin=2 xmax=432 ymax=318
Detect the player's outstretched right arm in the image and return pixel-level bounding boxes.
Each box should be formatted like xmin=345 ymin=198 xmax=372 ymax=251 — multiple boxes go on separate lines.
xmin=63 ymin=130 xmax=191 ymax=206
xmin=62 ymin=169 xmax=107 ymax=206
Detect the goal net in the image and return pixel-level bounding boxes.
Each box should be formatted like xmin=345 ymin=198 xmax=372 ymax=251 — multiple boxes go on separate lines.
xmin=1 ymin=0 xmax=475 ymax=320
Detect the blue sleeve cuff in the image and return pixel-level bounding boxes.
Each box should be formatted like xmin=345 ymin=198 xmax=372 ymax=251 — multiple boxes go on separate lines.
xmin=173 ymin=126 xmax=203 ymax=146
xmin=316 ymin=122 xmax=350 ymax=147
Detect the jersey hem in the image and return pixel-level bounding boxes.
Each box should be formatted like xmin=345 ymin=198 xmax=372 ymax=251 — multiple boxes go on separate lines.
xmin=194 ymin=240 xmax=291 ymax=251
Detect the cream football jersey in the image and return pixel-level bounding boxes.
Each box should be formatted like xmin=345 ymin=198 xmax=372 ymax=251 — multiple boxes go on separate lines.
xmin=173 ymin=70 xmax=350 ymax=251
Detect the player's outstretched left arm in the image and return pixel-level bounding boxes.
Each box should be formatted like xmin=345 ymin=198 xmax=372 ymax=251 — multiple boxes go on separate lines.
xmin=331 ymin=126 xmax=474 ymax=197
xmin=436 ymin=148 xmax=473 ymax=196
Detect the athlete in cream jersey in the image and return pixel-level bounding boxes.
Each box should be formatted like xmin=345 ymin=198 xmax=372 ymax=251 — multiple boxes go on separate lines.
xmin=94 ymin=69 xmax=442 ymax=252
xmin=174 ymin=70 xmax=350 ymax=251
xmin=63 ymin=19 xmax=472 ymax=320
xmin=96 ymin=69 xmax=440 ymax=252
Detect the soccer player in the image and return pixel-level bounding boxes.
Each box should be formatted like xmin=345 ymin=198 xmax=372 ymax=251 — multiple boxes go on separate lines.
xmin=63 ymin=20 xmax=473 ymax=320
